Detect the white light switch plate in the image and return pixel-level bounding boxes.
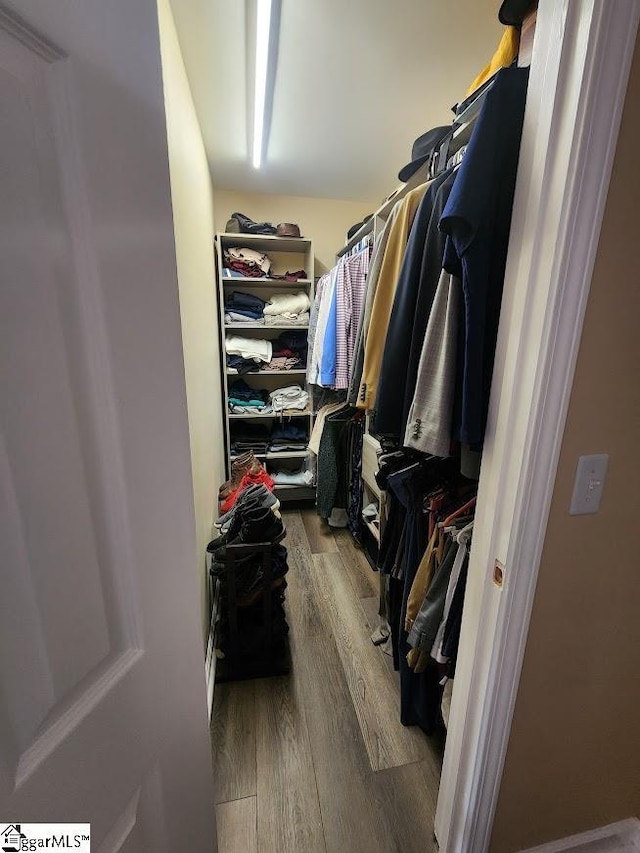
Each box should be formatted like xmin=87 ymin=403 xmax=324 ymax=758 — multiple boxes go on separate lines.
xmin=569 ymin=453 xmax=609 ymax=515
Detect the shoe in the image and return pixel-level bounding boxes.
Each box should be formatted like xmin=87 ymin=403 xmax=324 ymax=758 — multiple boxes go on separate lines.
xmin=215 ymin=485 xmax=279 ymax=529
xmin=207 ymin=510 xmax=244 ymax=553
xmin=218 ymin=451 xmax=252 ymax=492
xmin=212 ymin=494 xmax=281 ymax=546
xmin=220 ymin=469 xmax=275 ymax=515
xmin=219 ymin=453 xmax=263 ymax=500
xmin=214 ymin=506 xmax=286 ymax=561
xmin=219 ymin=499 xmax=281 ymax=535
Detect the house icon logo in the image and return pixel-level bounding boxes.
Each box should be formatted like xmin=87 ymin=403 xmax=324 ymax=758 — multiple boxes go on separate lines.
xmin=1 ymin=824 xmax=26 ymax=852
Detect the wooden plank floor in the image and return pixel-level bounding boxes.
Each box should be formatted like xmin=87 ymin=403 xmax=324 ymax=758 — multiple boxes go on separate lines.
xmin=211 ymin=508 xmax=443 ymax=853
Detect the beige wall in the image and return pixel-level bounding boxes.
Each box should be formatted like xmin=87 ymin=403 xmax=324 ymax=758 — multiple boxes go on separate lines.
xmin=490 ymin=36 xmax=640 ymax=853
xmin=158 ymin=0 xmax=226 ymax=645
xmin=213 ymin=189 xmax=376 ymax=274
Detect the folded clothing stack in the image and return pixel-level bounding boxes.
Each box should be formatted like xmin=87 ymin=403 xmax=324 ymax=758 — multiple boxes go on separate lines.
xmin=225 ymin=290 xmax=310 ymax=327
xmin=225 ymin=335 xmax=272 ymax=366
xmin=228 ymin=379 xmax=271 ymax=414
xmin=269 ymin=269 xmax=307 ymax=282
xmin=267 ymin=331 xmax=308 ymax=371
xmin=269 ymin=384 xmax=309 ymax=412
xmin=230 ymin=422 xmax=271 ymax=456
xmin=223 ymin=247 xmax=271 ymax=278
xmin=224 ymin=290 xmax=266 ymax=324
xmin=270 ymin=466 xmax=314 ymax=486
xmin=269 ymin=422 xmax=308 ymax=453
xmin=263 ymin=292 xmax=310 ymax=326
xmin=223 ymin=268 xmax=308 ymax=281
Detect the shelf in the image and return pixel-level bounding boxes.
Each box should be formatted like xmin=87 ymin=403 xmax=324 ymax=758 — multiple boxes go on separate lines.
xmin=224 ymin=324 xmax=310 ymax=330
xmin=273 ymin=483 xmax=316 ymax=492
xmin=363 ymin=517 xmax=381 ymax=543
xmin=226 ymin=368 xmax=307 ymax=376
xmin=217 ymin=233 xmax=312 ymax=254
xmin=221 ymin=277 xmax=312 ymax=287
xmin=228 ymin=410 xmax=312 ymax=419
xmin=230 ymin=450 xmax=310 ymax=461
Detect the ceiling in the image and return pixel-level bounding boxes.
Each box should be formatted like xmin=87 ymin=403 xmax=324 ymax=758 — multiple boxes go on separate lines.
xmin=170 ymin=0 xmax=504 ymax=203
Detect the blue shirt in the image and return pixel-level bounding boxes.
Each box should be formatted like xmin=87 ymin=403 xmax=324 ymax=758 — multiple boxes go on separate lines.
xmin=319 ymin=272 xmax=338 ymax=386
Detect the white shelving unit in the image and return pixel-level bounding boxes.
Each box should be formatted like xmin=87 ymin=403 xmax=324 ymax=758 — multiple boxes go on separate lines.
xmin=215 ymin=232 xmax=316 ymax=501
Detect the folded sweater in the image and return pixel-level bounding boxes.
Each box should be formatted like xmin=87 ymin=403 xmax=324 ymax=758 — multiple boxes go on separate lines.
xmin=269 ymin=385 xmax=309 ymax=411
xmin=263 ymin=292 xmax=310 ymax=316
xmin=225 ymin=336 xmax=272 ymax=363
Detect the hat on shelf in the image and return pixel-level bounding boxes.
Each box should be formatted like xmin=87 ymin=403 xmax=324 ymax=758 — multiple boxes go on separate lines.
xmin=346 ymin=213 xmax=373 ymax=241
xmin=498 ymin=0 xmax=537 ymax=26
xmin=398 ymin=125 xmax=451 ymax=183
xmin=276 ymin=222 xmax=302 ymax=237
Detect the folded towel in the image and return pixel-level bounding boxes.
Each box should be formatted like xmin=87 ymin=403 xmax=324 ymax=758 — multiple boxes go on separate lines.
xmin=263 ymin=292 xmax=310 ymax=316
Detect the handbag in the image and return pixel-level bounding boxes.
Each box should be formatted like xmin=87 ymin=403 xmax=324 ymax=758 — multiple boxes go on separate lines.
xmin=228 ymin=211 xmax=277 ymax=235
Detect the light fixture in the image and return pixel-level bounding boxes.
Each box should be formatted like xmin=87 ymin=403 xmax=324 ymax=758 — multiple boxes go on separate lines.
xmin=252 ymin=0 xmax=273 ymax=169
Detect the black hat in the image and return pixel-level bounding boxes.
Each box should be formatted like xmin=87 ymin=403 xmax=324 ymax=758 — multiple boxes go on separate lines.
xmin=499 ymin=0 xmax=536 ymax=26
xmin=346 ymin=214 xmax=373 ymax=240
xmin=398 ymin=126 xmax=451 ymax=183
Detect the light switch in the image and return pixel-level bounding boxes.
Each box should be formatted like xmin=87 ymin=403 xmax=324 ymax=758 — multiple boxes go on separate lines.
xmin=569 ymin=453 xmax=609 ymax=515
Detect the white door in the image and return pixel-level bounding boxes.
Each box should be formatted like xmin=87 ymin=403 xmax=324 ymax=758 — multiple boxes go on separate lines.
xmin=0 ymin=2 xmax=217 ymax=851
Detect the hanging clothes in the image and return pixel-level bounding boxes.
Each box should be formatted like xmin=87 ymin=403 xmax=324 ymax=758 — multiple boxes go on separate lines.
xmin=373 ymin=168 xmax=456 ymax=439
xmin=441 ymin=66 xmax=529 ymax=448
xmin=356 ymin=182 xmax=429 ymax=410
xmin=315 ymin=404 xmax=354 ymax=519
xmin=309 ymin=247 xmax=370 ymax=389
xmin=308 ymin=266 xmax=338 ymax=385
xmin=306 ymin=272 xmax=328 ymax=381
xmin=348 ymin=205 xmax=401 ymax=404
xmin=335 ymin=247 xmax=370 ymax=389
xmin=385 ymin=460 xmax=456 ymax=733
xmin=404 ymin=270 xmax=462 ymax=456
xmin=465 ymin=26 xmax=520 ymax=97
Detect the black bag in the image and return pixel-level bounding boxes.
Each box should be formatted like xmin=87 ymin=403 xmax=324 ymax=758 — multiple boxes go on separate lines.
xmin=227 ymin=212 xmax=277 ymax=236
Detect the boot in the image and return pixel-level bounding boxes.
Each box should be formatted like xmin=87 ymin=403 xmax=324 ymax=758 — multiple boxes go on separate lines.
xmin=219 ymin=468 xmax=275 ymax=515
xmin=219 ymin=453 xmax=262 ymax=500
xmin=209 ymin=494 xmax=280 ymax=549
xmin=214 ymin=505 xmax=286 ymax=561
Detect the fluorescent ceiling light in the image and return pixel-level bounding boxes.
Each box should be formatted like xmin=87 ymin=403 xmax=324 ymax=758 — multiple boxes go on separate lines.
xmin=253 ymin=0 xmax=273 ymax=169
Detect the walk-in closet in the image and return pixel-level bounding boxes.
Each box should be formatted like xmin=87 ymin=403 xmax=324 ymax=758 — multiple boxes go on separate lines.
xmin=3 ymin=0 xmax=638 ymax=849
xmin=187 ymin=1 xmax=538 ymax=849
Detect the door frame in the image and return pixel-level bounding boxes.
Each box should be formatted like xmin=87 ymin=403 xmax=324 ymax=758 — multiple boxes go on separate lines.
xmin=436 ymin=1 xmax=640 ymax=851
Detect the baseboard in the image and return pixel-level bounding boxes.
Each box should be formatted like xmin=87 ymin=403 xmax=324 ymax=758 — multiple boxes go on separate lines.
xmin=518 ymin=818 xmax=640 ymax=853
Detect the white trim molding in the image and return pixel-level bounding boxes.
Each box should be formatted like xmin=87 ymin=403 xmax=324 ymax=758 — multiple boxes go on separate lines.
xmin=436 ymin=2 xmax=640 ymax=852
xmin=517 ymin=818 xmax=640 ymax=853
